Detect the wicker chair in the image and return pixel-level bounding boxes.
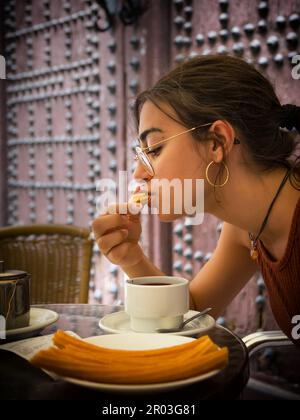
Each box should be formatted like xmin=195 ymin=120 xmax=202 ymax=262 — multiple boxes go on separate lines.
xmin=0 ymin=224 xmax=93 ymax=304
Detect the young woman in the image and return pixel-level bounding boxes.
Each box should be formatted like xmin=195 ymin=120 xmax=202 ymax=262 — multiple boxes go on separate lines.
xmin=92 ymin=55 xmax=300 ymax=346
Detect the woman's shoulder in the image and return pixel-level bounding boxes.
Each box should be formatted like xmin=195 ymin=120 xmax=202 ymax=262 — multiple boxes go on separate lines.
xmin=221 ymin=222 xmax=251 ymax=250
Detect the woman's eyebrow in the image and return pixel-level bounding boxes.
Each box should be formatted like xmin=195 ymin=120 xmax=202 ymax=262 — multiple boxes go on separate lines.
xmin=139 ymin=127 xmax=164 ymax=143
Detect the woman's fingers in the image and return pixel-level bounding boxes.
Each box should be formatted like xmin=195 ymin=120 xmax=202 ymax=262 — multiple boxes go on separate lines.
xmin=107 ymin=242 xmax=132 ymax=266
xmin=92 ymin=202 xmax=143 ymax=239
xmin=92 ymin=214 xmax=128 ymax=239
xmin=92 ymin=201 xmax=143 ymax=266
xmin=97 ymin=229 xmax=129 ymax=256
xmin=107 ymin=202 xmax=143 ymax=220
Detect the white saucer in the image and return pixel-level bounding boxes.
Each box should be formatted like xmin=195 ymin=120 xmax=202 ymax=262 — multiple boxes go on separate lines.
xmin=61 ymin=333 xmax=220 ymax=394
xmin=2 ymin=308 xmax=59 ymax=342
xmin=99 ymin=310 xmax=215 ymax=337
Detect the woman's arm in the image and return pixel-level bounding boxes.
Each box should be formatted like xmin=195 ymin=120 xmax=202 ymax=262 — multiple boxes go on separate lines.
xmin=121 ymin=222 xmax=257 ymax=318
xmin=189 ymin=222 xmax=258 ymax=318
xmin=121 ymin=252 xmax=166 ymax=278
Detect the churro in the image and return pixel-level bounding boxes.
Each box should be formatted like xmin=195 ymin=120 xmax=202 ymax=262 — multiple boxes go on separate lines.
xmin=129 ymin=187 xmax=149 ymax=206
xmin=130 ymin=192 xmax=148 ymax=205
xmin=31 ymin=330 xmax=228 ymax=385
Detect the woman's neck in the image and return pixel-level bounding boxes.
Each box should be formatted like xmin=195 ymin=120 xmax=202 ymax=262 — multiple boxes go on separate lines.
xmin=208 ymin=167 xmax=300 ymax=246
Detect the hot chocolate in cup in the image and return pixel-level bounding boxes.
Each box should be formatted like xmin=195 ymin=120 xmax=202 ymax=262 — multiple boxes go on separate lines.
xmin=125 ymin=276 xmax=189 ymax=333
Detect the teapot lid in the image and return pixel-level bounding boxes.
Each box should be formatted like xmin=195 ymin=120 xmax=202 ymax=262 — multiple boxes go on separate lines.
xmin=0 ymin=261 xmax=27 ymax=280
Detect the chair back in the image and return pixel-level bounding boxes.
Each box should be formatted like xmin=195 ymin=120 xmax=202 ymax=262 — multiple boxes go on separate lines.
xmin=0 ymin=224 xmax=93 ymax=304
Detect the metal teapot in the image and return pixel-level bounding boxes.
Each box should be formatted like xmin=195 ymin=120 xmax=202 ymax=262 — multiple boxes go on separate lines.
xmin=0 ymin=261 xmax=30 ymax=330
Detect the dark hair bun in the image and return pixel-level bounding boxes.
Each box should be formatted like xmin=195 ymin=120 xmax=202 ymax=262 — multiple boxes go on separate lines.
xmin=280 ymin=104 xmax=300 ymax=132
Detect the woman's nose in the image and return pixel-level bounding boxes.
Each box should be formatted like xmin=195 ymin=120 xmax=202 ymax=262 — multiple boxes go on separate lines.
xmin=133 ymin=161 xmax=152 ymax=181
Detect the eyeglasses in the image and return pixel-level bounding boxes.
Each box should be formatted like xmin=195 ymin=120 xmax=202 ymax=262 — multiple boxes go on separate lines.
xmin=134 ymin=123 xmax=214 ymax=176
xmin=134 ymin=123 xmax=241 ymax=176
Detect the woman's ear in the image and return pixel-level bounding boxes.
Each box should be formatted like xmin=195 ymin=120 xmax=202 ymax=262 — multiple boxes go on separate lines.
xmin=209 ymin=120 xmax=236 ymax=162
xmin=211 ymin=136 xmax=225 ymax=163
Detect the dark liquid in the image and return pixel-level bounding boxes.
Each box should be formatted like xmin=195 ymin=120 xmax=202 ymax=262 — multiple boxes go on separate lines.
xmin=135 ymin=283 xmax=172 ymax=286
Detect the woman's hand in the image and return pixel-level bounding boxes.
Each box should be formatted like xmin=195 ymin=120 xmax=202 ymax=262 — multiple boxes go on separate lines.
xmin=92 ymin=203 xmax=144 ymax=268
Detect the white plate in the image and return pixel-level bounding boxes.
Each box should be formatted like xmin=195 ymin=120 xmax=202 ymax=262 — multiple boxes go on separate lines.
xmin=99 ymin=310 xmax=215 ymax=337
xmin=3 ymin=308 xmax=59 ymax=341
xmin=61 ymin=333 xmax=220 ymax=394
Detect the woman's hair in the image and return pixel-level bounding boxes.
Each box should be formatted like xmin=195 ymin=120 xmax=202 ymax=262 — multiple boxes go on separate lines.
xmin=134 ymin=55 xmax=300 ymax=189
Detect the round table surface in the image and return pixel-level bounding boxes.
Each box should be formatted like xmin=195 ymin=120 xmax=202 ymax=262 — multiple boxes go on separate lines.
xmin=0 ymin=304 xmax=249 ymax=401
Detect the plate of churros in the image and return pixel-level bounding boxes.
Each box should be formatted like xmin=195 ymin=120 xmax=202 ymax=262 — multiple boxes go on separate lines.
xmin=30 ymin=330 xmax=228 ymax=394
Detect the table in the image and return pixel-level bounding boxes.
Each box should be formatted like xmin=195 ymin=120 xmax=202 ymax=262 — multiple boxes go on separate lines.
xmin=0 ymin=304 xmax=249 ymax=401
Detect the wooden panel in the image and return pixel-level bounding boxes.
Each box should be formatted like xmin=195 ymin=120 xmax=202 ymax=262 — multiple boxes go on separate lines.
xmin=0 ymin=0 xmax=7 ymax=226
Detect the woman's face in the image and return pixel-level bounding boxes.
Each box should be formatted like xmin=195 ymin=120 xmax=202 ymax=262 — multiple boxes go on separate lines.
xmin=134 ymin=101 xmax=209 ymax=222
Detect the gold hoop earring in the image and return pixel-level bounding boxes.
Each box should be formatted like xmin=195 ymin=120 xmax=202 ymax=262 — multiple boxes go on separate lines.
xmin=205 ymin=161 xmax=230 ymax=188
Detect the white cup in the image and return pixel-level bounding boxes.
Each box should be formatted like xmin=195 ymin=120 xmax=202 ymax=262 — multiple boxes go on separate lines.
xmin=125 ymin=276 xmax=189 ymax=333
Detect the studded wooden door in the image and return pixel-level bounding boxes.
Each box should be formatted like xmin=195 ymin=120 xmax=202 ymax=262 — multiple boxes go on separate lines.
xmin=169 ymin=0 xmax=299 ymax=335
xmin=1 ymin=0 xmax=299 ymax=335
xmin=0 ymin=0 xmax=172 ymax=306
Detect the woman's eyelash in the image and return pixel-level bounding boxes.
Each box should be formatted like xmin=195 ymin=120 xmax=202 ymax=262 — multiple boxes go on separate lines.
xmin=147 ymin=146 xmax=162 ymax=157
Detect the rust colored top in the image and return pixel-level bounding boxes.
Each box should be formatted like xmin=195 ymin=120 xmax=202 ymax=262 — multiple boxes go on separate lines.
xmin=256 ymin=197 xmax=300 ymax=347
